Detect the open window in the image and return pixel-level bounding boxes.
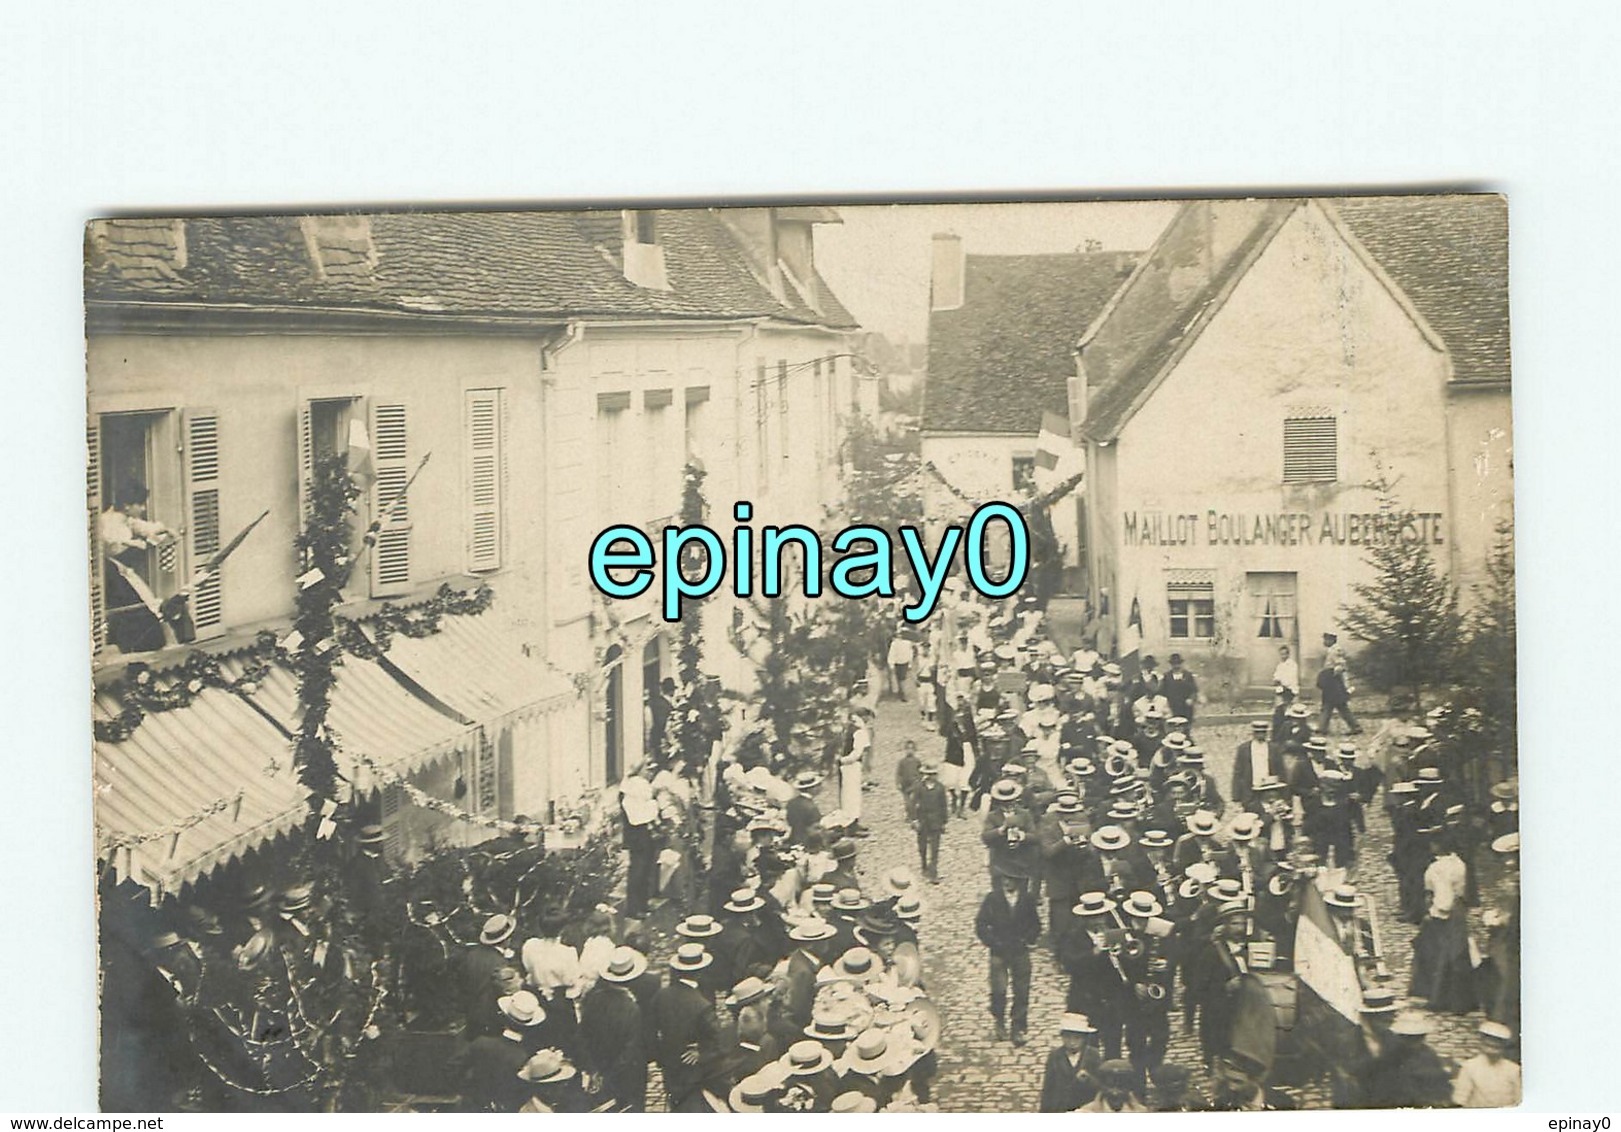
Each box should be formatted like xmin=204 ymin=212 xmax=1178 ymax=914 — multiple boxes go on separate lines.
xmin=93 ymin=410 xmax=182 ymax=655
xmin=298 ymin=394 xmax=411 ymax=599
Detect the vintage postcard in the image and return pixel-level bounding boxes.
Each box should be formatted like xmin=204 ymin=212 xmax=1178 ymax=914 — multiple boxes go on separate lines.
xmin=88 ymin=196 xmax=1516 ymax=1112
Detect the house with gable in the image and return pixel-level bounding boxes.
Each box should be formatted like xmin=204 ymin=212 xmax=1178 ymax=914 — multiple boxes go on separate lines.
xmin=1071 ymin=195 xmax=1511 ymax=694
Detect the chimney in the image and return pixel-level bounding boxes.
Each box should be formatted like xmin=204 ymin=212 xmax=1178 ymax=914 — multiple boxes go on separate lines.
xmin=930 ymin=232 xmax=964 ymax=312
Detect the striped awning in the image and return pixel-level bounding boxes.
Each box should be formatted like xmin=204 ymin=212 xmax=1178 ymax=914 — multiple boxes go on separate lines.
xmin=94 ymin=686 xmax=303 ymax=899
xmin=229 ymin=652 xmax=480 ymax=781
xmin=372 ymin=614 xmax=579 ymax=728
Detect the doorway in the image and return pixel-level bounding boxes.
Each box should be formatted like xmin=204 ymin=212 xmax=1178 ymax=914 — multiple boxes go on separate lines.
xmin=1245 ymin=572 xmax=1299 ymax=688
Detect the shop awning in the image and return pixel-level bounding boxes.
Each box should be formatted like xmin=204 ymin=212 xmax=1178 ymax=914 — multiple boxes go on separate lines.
xmin=231 ymin=652 xmax=480 ymax=781
xmin=371 ymin=613 xmax=579 ymax=728
xmin=94 ymin=686 xmax=303 ymax=899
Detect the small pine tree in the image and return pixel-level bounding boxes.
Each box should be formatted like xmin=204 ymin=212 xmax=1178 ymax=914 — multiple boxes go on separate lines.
xmin=1457 ymin=517 xmax=1516 ymax=784
xmin=1337 ymin=497 xmax=1463 ymax=712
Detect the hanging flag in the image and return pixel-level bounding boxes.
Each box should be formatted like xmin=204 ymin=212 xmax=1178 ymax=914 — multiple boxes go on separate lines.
xmin=1118 ymin=593 xmax=1144 ymax=682
xmin=346 ymin=416 xmax=374 ymax=486
xmin=1295 ymin=882 xmax=1363 ymax=1021
xmin=1035 ymin=411 xmax=1069 ymax=471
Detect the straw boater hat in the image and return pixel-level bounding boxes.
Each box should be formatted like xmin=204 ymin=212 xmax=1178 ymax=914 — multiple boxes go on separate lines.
xmin=788 ymin=918 xmax=838 ymax=942
xmin=1285 ymin=702 xmax=1310 ymax=719
xmin=1029 ymin=683 xmax=1055 ymax=704
xmin=1253 ymin=776 xmax=1286 ymax=794
xmin=1389 ymin=780 xmax=1420 ymax=796
xmin=990 ymin=779 xmax=1024 ymax=803
xmin=1090 ymin=825 xmax=1131 ymax=853
xmin=729 ymin=1063 xmax=790 ymax=1113
xmin=1074 ymin=892 xmax=1117 ymax=919
xmin=1250 ymin=720 xmax=1270 ymax=735
xmin=1109 ymin=774 xmax=1139 ymax=797
xmin=1389 ymin=1012 xmax=1434 ymax=1037
xmin=1491 ymin=778 xmax=1519 ymax=801
xmin=724 ymin=888 xmax=766 ymax=914
xmin=1206 ymin=878 xmax=1245 ymax=904
xmin=1066 ymin=756 xmax=1096 ymax=778
xmin=676 ymin=914 xmax=723 ymax=939
xmin=1162 ymin=731 xmax=1190 ymax=751
xmin=1141 ymin=704 xmax=1166 ymax=722
xmin=920 ymin=760 xmax=940 ymax=776
xmin=1228 ymin=813 xmax=1262 ymax=842
xmin=894 ymin=896 xmax=923 ymax=922
xmin=1178 ymin=876 xmax=1205 ymax=901
xmin=794 ymin=770 xmax=823 ymax=791
xmin=1416 ymin=766 xmax=1444 ymax=783
xmin=831 ymin=946 xmax=883 ymax=984
xmin=804 ymin=1010 xmax=857 ymax=1042
xmin=832 ymin=839 xmax=859 ymax=862
xmin=1050 ymin=793 xmax=1084 ymax=816
xmin=600 ymin=946 xmax=649 ymax=984
xmin=1139 ymin=828 xmax=1174 ymax=850
xmin=1491 ymin=832 xmax=1520 ymax=855
xmin=1479 ymin=1021 xmax=1514 ymax=1043
xmin=882 ymin=869 xmax=915 ymax=899
xmin=279 ymin=885 xmax=313 ymax=915
xmin=1106 ymin=801 xmax=1139 ymax=822
xmin=830 ymin=1092 xmax=878 ymax=1113
xmin=1216 ymin=899 xmax=1249 ymax=922
xmin=1325 ymin=884 xmax=1361 ymax=911
xmin=840 ymin=1028 xmax=892 ymax=1075
xmin=1360 ymin=987 xmax=1400 ymax=1016
xmin=481 ymin=913 xmax=516 ymax=947
xmin=783 ymin=1040 xmax=835 ymax=1076
xmin=356 ymin=823 xmax=386 ymax=849
xmin=498 ymin=989 xmax=546 ymax=1027
xmin=1177 ymin=747 xmax=1206 ymax=767
xmin=725 ymin=976 xmax=772 ymax=1010
xmin=669 ymin=942 xmax=714 ymax=973
xmin=831 ymin=888 xmax=869 ymax=914
xmin=1186 ymin=810 xmax=1219 ymax=837
xmin=1003 ymin=762 xmax=1029 ymax=778
xmin=517 ymin=1048 xmax=576 ymax=1085
xmin=810 ymin=882 xmax=837 ymax=906
xmin=1122 ymin=891 xmax=1164 ymax=920
xmin=1059 ymin=1012 xmax=1098 ymax=1035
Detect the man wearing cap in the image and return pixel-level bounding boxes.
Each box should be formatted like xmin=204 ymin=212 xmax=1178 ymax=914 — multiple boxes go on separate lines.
xmin=975 ymin=868 xmax=1042 ymax=1045
xmin=461 ymin=914 xmax=519 ymax=1035
xmin=785 ymin=771 xmax=824 ymax=844
xmin=908 ymin=760 xmax=950 ymax=883
xmin=823 ymin=838 xmax=861 ymax=894
xmin=780 ymin=919 xmax=837 ymax=1038
xmin=1452 ymin=1022 xmax=1521 ymax=1107
xmin=712 ymin=978 xmax=782 ymax=1095
xmin=454 ymin=988 xmax=547 ymax=1111
xmin=1040 ymin=1013 xmax=1103 ymax=1112
xmin=1162 ymin=653 xmax=1199 ymax=723
xmin=652 ymin=943 xmax=724 ymax=1111
xmin=576 ymin=946 xmax=651 ymax=1111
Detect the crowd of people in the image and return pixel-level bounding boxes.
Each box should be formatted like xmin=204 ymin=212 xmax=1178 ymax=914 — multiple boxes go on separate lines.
xmin=104 ymin=580 xmax=1521 ymax=1112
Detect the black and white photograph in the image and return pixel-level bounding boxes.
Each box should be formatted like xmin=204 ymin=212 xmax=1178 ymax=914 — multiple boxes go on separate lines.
xmin=85 ymin=194 xmax=1517 ymax=1113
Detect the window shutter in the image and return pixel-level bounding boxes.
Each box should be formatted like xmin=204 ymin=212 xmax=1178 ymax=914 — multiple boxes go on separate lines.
xmin=88 ymin=419 xmax=105 ymax=655
xmin=466 ymin=390 xmax=503 ymax=573
xmin=182 ymin=409 xmax=224 ymax=637
xmin=1283 ymin=415 xmax=1337 ymax=483
xmin=371 ymin=402 xmax=412 ymax=597
xmin=296 ymin=401 xmax=313 ymax=528
xmin=380 ymin=782 xmax=404 ymax=856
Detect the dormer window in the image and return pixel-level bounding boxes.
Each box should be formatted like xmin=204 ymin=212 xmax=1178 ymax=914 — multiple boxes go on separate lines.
xmin=620 ymin=209 xmax=670 ymax=291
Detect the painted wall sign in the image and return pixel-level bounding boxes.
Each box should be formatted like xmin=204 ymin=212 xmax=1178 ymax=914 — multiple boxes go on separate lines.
xmin=1121 ymin=509 xmax=1445 ymax=548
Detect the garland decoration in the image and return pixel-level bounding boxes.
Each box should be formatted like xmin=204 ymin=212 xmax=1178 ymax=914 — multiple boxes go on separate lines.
xmin=663 ymin=462 xmax=726 ymax=772
xmin=97 ymin=790 xmax=246 ymax=856
xmin=334 ymin=582 xmax=495 ymax=661
xmin=93 ymin=630 xmax=280 ymax=742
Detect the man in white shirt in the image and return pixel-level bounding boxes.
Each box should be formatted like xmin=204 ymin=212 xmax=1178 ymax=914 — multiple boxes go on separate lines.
xmin=1271 ymin=645 xmax=1300 ymax=703
xmin=1452 ymin=1021 xmax=1521 ymax=1107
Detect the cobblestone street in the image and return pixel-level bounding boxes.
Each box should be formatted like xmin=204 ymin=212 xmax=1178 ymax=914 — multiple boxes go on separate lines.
xmin=845 ymin=692 xmax=1506 ymax=1111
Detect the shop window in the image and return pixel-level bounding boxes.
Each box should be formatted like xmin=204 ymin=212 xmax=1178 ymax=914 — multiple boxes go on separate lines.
xmin=1168 ymin=583 xmax=1216 ymax=639
xmin=1283 ymin=413 xmax=1337 ymax=483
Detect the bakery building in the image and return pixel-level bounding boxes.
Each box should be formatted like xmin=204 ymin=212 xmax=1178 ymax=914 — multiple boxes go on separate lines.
xmin=1072 ymin=196 xmax=1511 ymax=695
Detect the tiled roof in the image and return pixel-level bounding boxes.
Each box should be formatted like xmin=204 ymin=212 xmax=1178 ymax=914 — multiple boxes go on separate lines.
xmin=85 ymin=209 xmax=857 ymax=330
xmin=922 ymin=251 xmax=1139 ymax=434
xmin=1330 ymin=194 xmax=1510 ymax=386
xmin=1078 ymin=195 xmax=1512 ymax=442
xmin=1078 ymin=200 xmax=1296 ymax=443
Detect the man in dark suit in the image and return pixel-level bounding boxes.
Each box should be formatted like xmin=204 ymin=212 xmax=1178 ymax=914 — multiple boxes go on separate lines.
xmin=975 ymin=867 xmax=1043 ymax=1046
xmin=1231 ymin=721 xmax=1285 ymax=810
xmin=784 ymin=773 xmax=824 ymax=843
xmin=908 ymin=761 xmax=950 ymax=882
xmin=576 ymin=946 xmax=650 ymax=1111
xmin=460 ymin=914 xmax=519 ymax=1035
xmin=1039 ymin=1012 xmax=1103 ymax=1111
xmin=779 ymin=920 xmax=836 ymax=1039
xmin=651 ymin=944 xmax=722 ymax=1112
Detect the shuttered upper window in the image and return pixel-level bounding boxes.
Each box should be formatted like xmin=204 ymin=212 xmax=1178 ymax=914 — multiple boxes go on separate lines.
xmin=183 ymin=410 xmax=223 ymax=636
xmin=1282 ymin=413 xmax=1337 ymax=484
xmin=466 ymin=390 xmax=504 ymax=573
xmin=370 ymin=403 xmax=412 ymax=596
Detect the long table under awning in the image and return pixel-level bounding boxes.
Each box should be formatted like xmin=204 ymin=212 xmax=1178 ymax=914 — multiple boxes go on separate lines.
xmin=94 ymin=686 xmax=303 ymax=899
xmin=371 ymin=613 xmax=578 ymax=728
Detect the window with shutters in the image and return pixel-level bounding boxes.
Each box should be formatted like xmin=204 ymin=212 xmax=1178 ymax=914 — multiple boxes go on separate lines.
xmin=1283 ymin=413 xmax=1337 ymax=484
xmin=370 ymin=403 xmax=412 ymax=596
xmin=465 ymin=390 xmax=504 ymax=573
xmin=182 ymin=409 xmax=224 ymax=637
xmin=93 ymin=410 xmax=184 ymax=656
xmin=597 ymin=393 xmax=629 ymax=517
xmin=754 ymin=360 xmax=770 ymax=492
